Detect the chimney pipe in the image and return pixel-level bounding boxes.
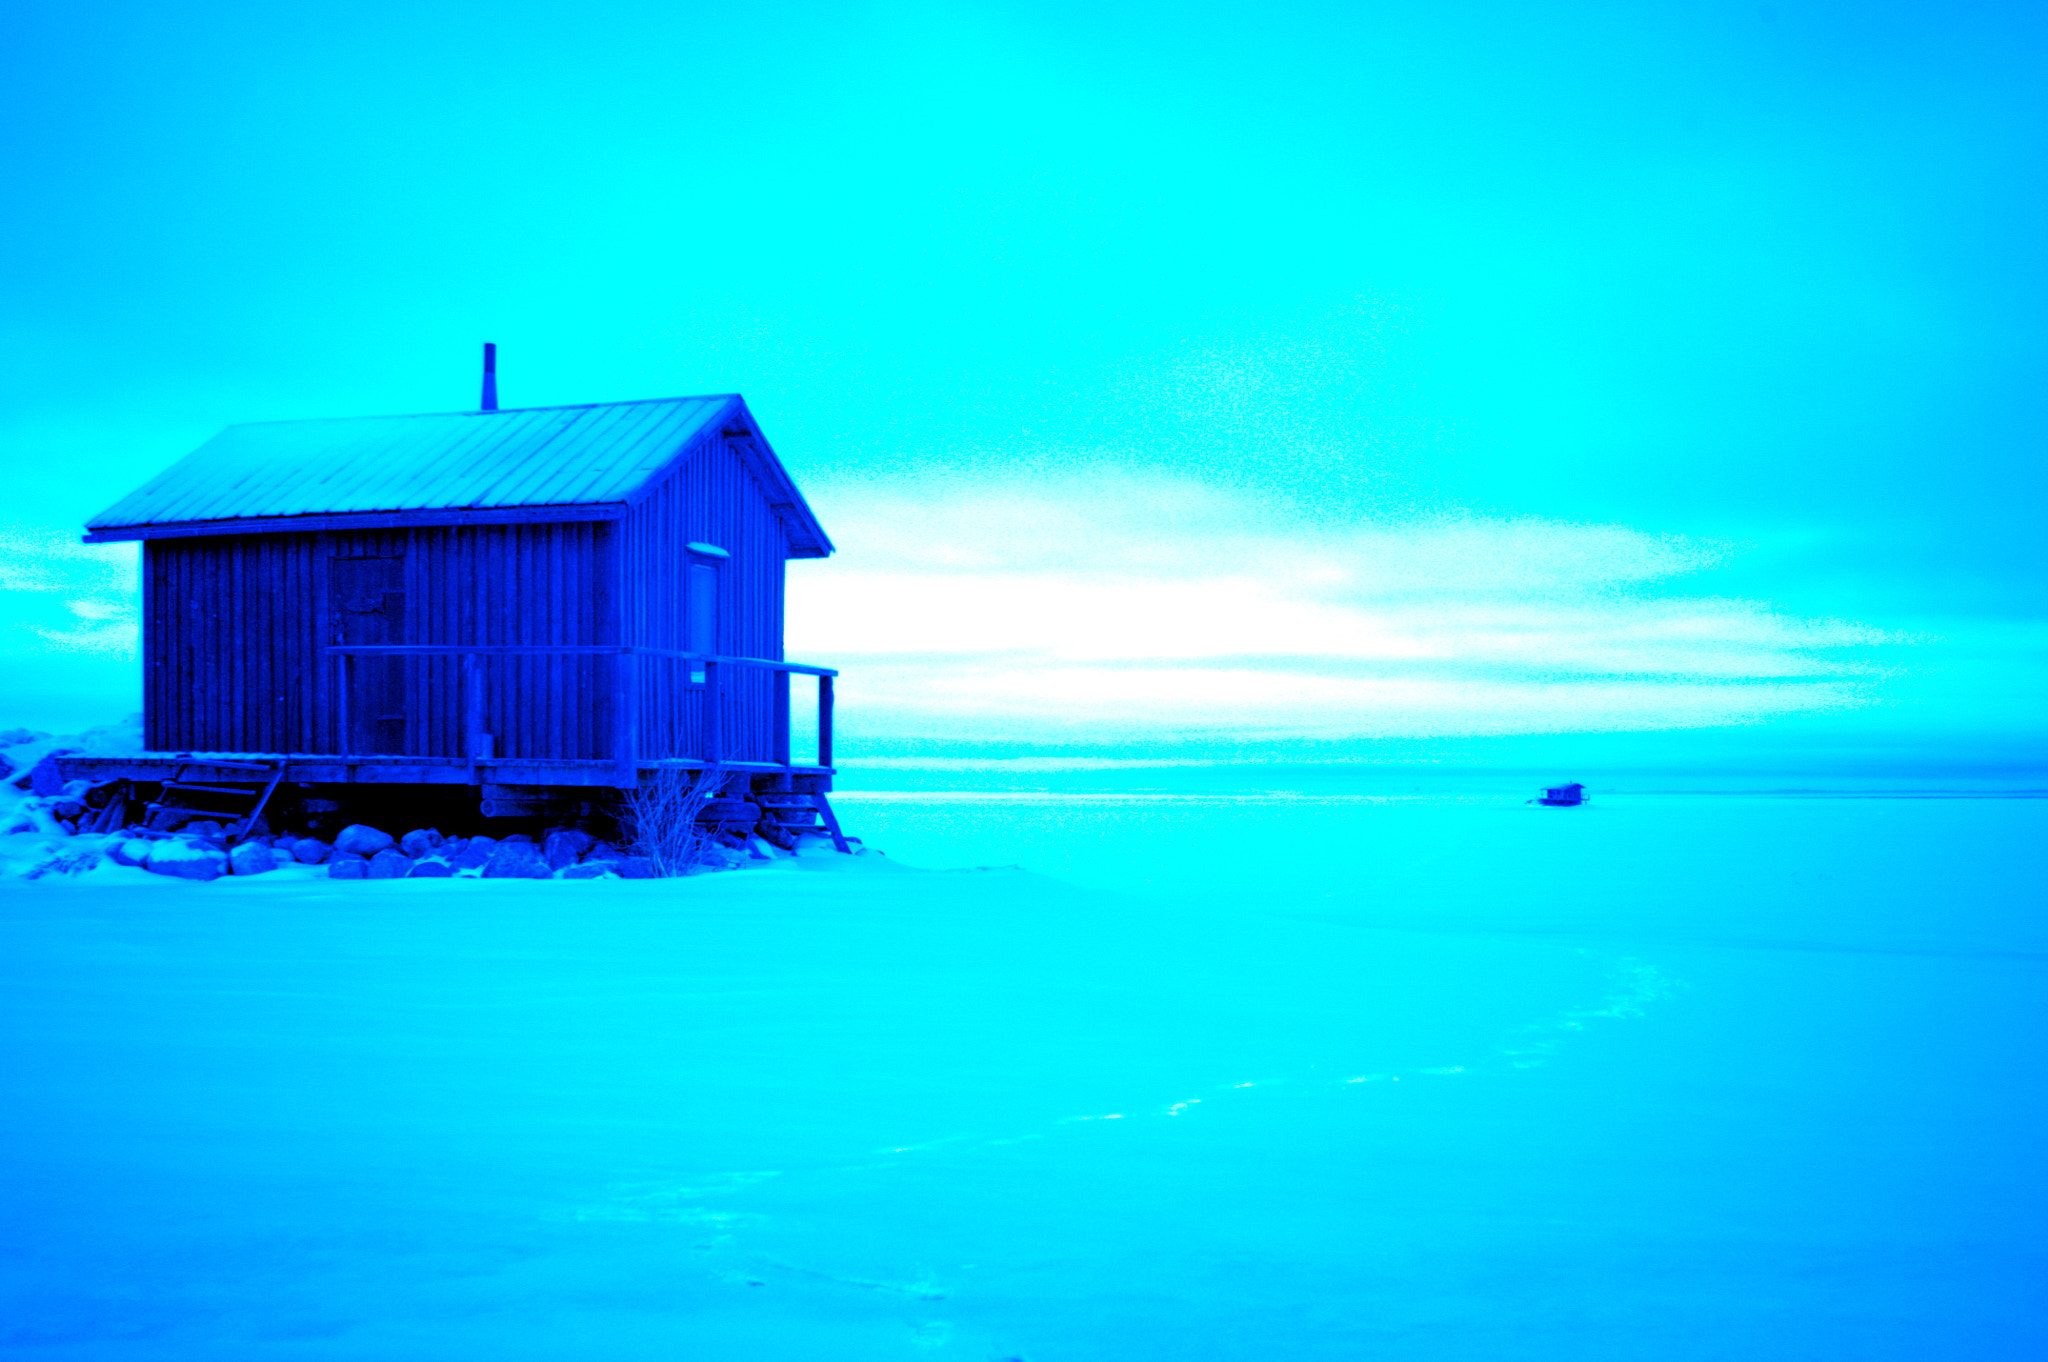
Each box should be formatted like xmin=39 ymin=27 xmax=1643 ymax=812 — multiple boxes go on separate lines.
xmin=480 ymin=342 xmax=499 ymax=411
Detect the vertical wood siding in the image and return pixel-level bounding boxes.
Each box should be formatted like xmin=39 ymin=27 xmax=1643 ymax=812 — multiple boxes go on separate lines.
xmin=142 ymin=432 xmax=795 ymax=767
xmin=146 ymin=522 xmax=620 ymax=759
xmin=620 ymin=432 xmax=792 ymax=763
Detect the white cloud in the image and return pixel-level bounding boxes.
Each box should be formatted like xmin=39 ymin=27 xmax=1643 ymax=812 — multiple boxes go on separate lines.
xmin=0 ymin=475 xmax=1921 ymax=747
xmin=789 ymin=470 xmax=1911 ymax=742
xmin=0 ymin=525 xmax=138 ymax=659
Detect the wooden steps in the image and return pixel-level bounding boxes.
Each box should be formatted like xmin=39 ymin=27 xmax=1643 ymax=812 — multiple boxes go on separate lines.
xmin=141 ymin=757 xmax=287 ymax=843
xmin=753 ymin=790 xmax=851 ymax=853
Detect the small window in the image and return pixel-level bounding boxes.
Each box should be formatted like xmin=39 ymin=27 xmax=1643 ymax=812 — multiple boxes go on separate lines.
xmin=687 ymin=559 xmax=717 ymax=684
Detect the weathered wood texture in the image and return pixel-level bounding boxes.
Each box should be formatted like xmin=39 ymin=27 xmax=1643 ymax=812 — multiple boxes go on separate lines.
xmin=618 ymin=432 xmax=793 ymax=765
xmin=142 ymin=423 xmax=811 ymax=770
xmin=148 ymin=521 xmax=615 ymax=759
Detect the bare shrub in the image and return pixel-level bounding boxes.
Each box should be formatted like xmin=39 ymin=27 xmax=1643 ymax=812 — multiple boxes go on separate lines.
xmin=621 ymin=768 xmax=721 ymax=877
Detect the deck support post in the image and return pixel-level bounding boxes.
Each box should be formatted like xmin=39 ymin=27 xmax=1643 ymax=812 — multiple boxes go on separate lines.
xmin=614 ymin=650 xmax=639 ymax=789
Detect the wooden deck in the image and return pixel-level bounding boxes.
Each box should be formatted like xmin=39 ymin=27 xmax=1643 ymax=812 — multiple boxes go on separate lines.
xmin=52 ymin=752 xmax=836 ymax=791
xmin=55 ymin=643 xmax=840 ymax=809
xmin=324 ymin=644 xmax=837 ymax=781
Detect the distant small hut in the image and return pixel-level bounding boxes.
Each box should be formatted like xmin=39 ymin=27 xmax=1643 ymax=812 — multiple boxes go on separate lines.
xmin=59 ymin=384 xmax=847 ymax=845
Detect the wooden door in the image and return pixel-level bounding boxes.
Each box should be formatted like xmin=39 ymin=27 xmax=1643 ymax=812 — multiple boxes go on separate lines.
xmin=687 ymin=560 xmax=718 ymax=682
xmin=330 ymin=555 xmax=407 ymax=754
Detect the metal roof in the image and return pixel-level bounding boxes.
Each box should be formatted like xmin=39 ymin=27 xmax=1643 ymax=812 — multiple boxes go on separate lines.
xmin=82 ymin=395 xmax=832 ymax=556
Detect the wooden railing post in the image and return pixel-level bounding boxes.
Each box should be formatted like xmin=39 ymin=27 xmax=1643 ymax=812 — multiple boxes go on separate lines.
xmin=702 ymin=658 xmax=721 ymax=765
xmin=614 ymin=649 xmax=639 ymax=788
xmin=319 ymin=645 xmax=834 ymax=772
xmin=462 ymin=651 xmax=485 ymax=773
xmin=817 ymin=673 xmax=834 ymax=769
xmin=337 ymin=652 xmax=354 ymax=763
xmin=773 ymin=667 xmax=790 ymax=766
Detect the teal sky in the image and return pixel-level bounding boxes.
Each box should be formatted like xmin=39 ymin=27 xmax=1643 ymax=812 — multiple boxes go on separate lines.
xmin=4 ymin=1 xmax=2044 ymax=770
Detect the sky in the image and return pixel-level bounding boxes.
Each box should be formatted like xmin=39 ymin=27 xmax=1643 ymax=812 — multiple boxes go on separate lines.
xmin=3 ymin=0 xmax=2044 ymax=771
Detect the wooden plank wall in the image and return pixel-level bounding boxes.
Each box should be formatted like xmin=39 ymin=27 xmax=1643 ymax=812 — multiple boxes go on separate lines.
xmin=619 ymin=432 xmax=793 ymax=763
xmin=146 ymin=522 xmax=618 ymax=759
xmin=142 ymin=433 xmax=799 ymax=766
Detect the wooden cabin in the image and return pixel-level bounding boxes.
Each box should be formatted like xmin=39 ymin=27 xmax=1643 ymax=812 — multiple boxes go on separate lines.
xmin=59 ymin=393 xmax=844 ymax=833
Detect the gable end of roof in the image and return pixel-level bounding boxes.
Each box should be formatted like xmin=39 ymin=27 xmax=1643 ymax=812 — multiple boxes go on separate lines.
xmin=81 ymin=394 xmax=833 ymax=557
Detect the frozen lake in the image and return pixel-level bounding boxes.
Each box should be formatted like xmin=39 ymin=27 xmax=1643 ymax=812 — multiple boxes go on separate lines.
xmin=1 ymin=776 xmax=2043 ymax=1359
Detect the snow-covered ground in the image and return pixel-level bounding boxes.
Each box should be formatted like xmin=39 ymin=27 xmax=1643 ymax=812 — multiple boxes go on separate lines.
xmin=1 ymin=776 xmax=2043 ymax=1359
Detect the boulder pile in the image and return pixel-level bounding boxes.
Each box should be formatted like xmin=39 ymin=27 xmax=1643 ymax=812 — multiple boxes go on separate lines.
xmin=104 ymin=830 xmax=230 ymax=881
xmin=3 ymin=751 xmax=828 ymax=881
xmin=91 ymin=823 xmax=663 ymax=882
xmin=315 ymin=825 xmax=657 ymax=880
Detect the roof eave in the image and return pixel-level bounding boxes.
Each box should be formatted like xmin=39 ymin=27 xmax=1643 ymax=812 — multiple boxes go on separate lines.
xmin=718 ymin=399 xmax=836 ymax=559
xmin=82 ymin=502 xmax=632 ymax=544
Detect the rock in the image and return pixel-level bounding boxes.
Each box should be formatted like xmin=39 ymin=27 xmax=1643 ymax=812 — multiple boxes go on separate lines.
xmin=228 ymin=841 xmax=279 ymax=876
xmin=25 ymin=751 xmax=79 ymax=796
xmin=542 ymin=828 xmax=594 ymax=868
xmin=501 ymin=832 xmax=535 ymax=845
xmin=290 ymin=838 xmax=332 ymax=864
xmin=181 ymin=819 xmax=227 ymax=841
xmin=52 ymin=800 xmax=86 ymax=821
xmin=23 ymin=846 xmax=99 ymax=879
xmin=559 ymin=861 xmax=617 ymax=879
xmin=108 ymin=836 xmax=150 ymax=867
xmin=399 ymin=828 xmax=444 ymax=858
xmin=366 ymin=848 xmax=413 ymax=879
xmin=333 ymin=824 xmax=395 ymax=857
xmin=754 ymin=820 xmax=798 ymax=851
xmin=482 ymin=841 xmax=551 ymax=879
xmin=614 ymin=855 xmax=657 ymax=879
xmin=327 ymin=853 xmax=369 ymax=879
xmin=143 ymin=838 xmax=226 ymax=882
xmin=407 ymin=858 xmax=454 ymax=878
xmin=450 ymin=836 xmax=497 ymax=870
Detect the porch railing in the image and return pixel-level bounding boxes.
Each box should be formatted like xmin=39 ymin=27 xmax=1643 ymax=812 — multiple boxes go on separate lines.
xmin=323 ymin=645 xmax=837 ymax=784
